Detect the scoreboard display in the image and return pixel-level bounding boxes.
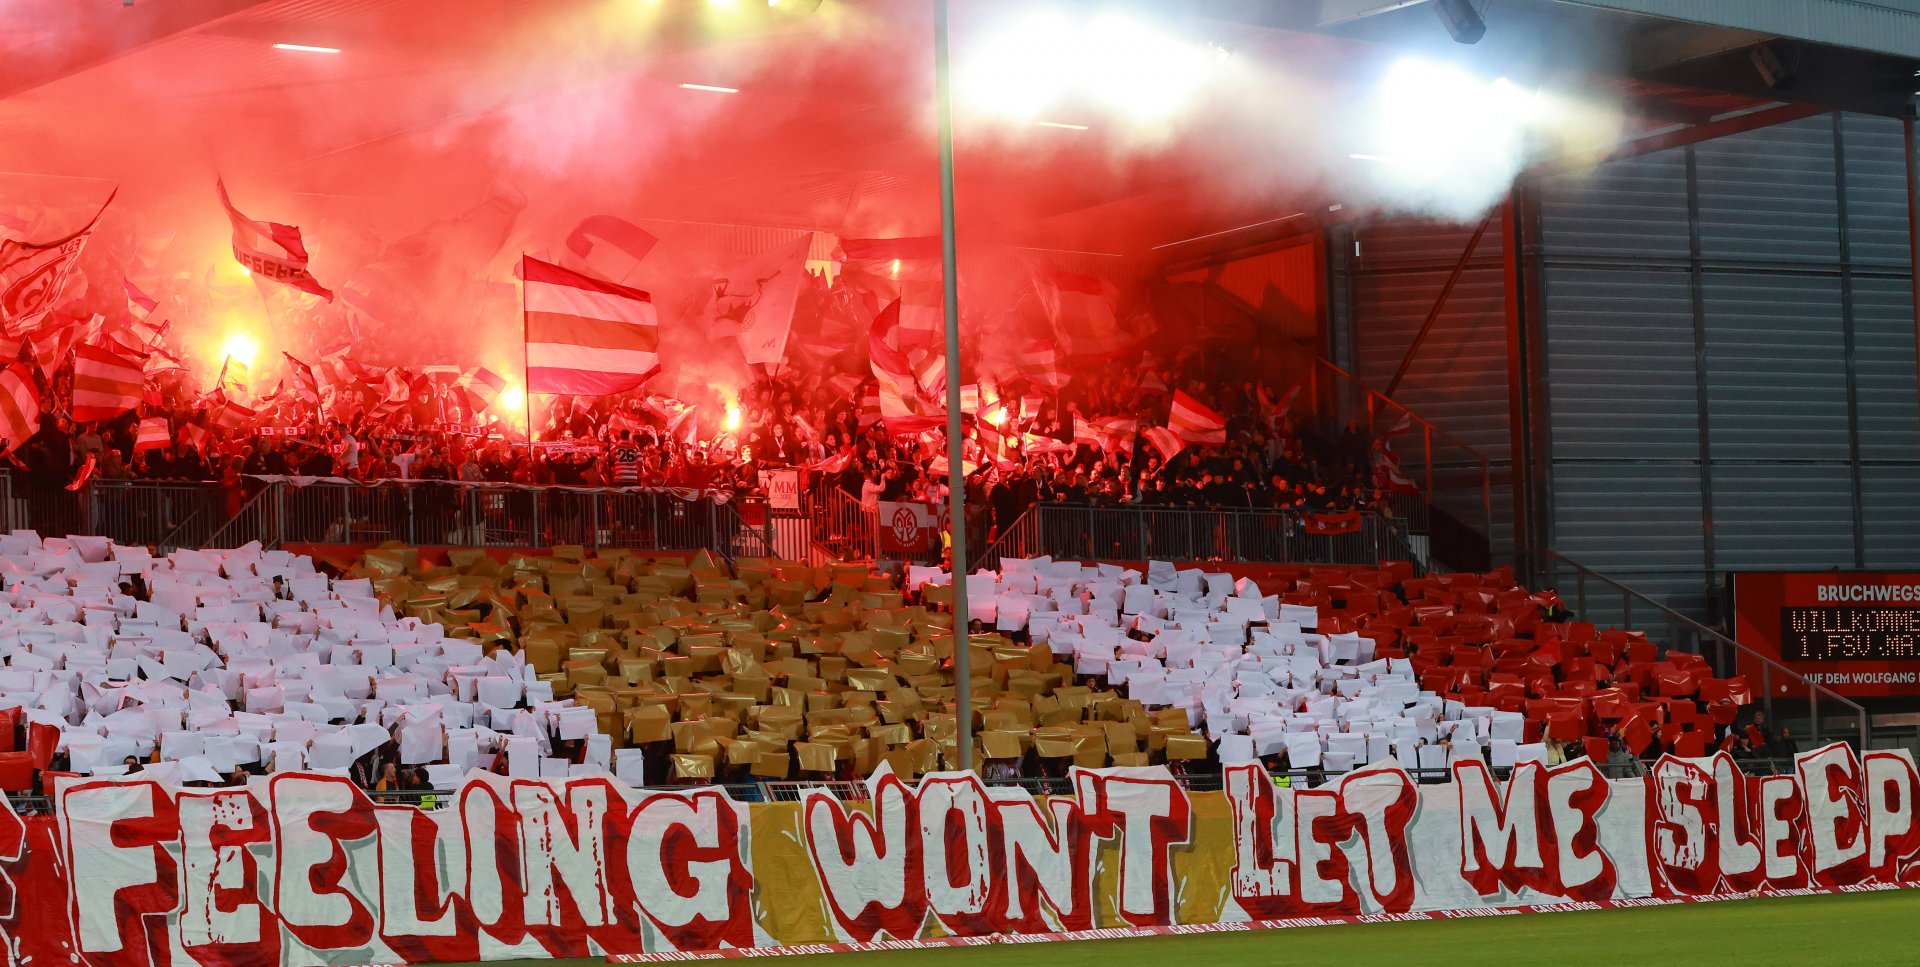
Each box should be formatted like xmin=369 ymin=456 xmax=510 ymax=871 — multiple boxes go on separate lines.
xmin=1730 ymin=572 xmax=1920 ymax=696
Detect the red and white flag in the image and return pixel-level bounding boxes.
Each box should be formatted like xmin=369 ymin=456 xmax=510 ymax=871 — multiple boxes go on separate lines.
xmin=178 ymin=423 xmax=210 ymax=453
xmin=1374 ymin=443 xmax=1418 ymax=493
xmin=217 ymin=180 xmax=333 ymax=301
xmin=462 ymin=367 xmax=507 ymax=407
xmin=1015 ymin=339 xmax=1065 ymax=390
xmin=0 ymin=190 xmax=112 ymax=335
xmin=1168 ymin=390 xmax=1227 ymax=445
xmin=895 ymin=279 xmax=944 ymax=354
xmin=1033 ymin=266 xmax=1130 ymax=357
xmin=134 ymin=417 xmax=171 ymax=452
xmin=913 ymin=350 xmax=946 ymax=400
xmin=210 ymin=394 xmax=256 ymax=432
xmin=869 ymin=299 xmax=940 ymax=431
xmin=121 ymin=278 xmax=168 ymax=352
xmin=70 ymin=344 xmax=144 ymax=422
xmin=1143 ymin=425 xmax=1185 ymax=463
xmin=522 ymin=255 xmax=659 ymax=396
xmin=283 ymin=352 xmax=321 ymax=403
xmin=0 ymin=365 xmax=38 ymax=453
xmin=724 ymin=235 xmax=812 ymax=366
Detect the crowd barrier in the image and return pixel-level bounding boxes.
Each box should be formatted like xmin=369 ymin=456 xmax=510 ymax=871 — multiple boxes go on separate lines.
xmin=12 ymin=744 xmax=1915 ymax=965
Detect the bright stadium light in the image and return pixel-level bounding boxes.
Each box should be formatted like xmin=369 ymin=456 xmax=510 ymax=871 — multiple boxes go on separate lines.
xmin=955 ymin=7 xmax=1225 ymax=125
xmin=273 ymin=43 xmax=341 ymax=54
xmin=679 ymin=83 xmax=740 ymax=93
xmin=1355 ymin=56 xmax=1545 ymax=214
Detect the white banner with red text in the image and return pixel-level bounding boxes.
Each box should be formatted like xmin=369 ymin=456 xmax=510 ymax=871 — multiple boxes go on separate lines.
xmin=10 ymin=744 xmax=1917 ymax=966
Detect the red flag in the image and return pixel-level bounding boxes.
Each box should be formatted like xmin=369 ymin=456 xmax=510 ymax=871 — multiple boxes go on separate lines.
xmin=522 ymin=255 xmax=659 ymax=395
xmin=1142 ymin=425 xmax=1184 ymax=463
xmin=1168 ymin=390 xmax=1226 ymax=445
xmin=70 ymin=344 xmax=144 ymax=422
xmin=0 ymin=365 xmax=39 ymax=454
xmin=134 ymin=417 xmax=171 ymax=452
xmin=1303 ymin=510 xmax=1364 ymax=536
xmin=217 ymin=179 xmax=334 ymax=301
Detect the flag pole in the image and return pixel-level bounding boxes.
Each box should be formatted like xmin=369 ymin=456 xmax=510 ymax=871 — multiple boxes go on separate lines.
xmin=933 ymin=0 xmax=973 ymax=774
xmin=520 ymin=255 xmax=534 ymax=449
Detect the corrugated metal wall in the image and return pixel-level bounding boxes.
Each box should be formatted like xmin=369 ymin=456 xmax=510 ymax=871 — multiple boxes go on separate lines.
xmin=1534 ymin=112 xmax=1920 ymax=620
xmin=1348 ymin=219 xmax=1516 ymax=557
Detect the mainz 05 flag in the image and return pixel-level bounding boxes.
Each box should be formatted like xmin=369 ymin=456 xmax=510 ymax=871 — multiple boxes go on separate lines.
xmin=522 ymin=255 xmax=659 ymax=396
xmin=0 ymin=189 xmax=113 ymax=334
xmin=217 ymin=179 xmax=334 ymax=301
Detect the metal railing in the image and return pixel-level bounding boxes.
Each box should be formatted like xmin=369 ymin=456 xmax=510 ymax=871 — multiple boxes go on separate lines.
xmin=1545 ymin=549 xmax=1869 ymax=751
xmin=971 ymin=502 xmax=1403 ymax=571
xmin=195 ymin=479 xmax=778 ymax=563
xmin=0 ymin=479 xmax=229 ymax=551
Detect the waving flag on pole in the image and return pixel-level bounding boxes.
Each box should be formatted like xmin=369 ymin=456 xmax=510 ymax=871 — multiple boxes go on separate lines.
xmin=70 ymin=345 xmax=144 ymax=422
xmin=282 ymin=352 xmax=320 ymax=403
xmin=217 ymin=180 xmax=333 ymax=301
xmin=1143 ymin=426 xmax=1185 ymax=463
xmin=0 ymin=365 xmax=39 ymax=454
xmin=869 ymin=299 xmax=943 ymax=433
xmin=1168 ymin=390 xmax=1227 ymax=445
xmin=522 ymin=255 xmax=659 ymax=395
xmin=134 ymin=417 xmax=171 ymax=453
xmin=209 ymin=393 xmax=256 ymax=433
xmin=1015 ymin=339 xmax=1065 ymax=390
xmin=1032 ymin=266 xmax=1131 ymax=357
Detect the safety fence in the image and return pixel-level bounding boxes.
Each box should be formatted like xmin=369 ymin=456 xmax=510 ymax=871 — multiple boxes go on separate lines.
xmin=973 ymin=502 xmax=1405 ymax=571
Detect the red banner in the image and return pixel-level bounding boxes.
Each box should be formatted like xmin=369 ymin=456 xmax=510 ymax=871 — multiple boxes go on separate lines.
xmin=1731 ymin=572 xmax=1920 ymax=696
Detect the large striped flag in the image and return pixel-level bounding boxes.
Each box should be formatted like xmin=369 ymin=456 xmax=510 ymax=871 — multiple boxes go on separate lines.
xmin=0 ymin=365 xmax=38 ymax=454
xmin=217 ymin=180 xmax=333 ymax=301
xmin=1168 ymin=390 xmax=1226 ymax=445
xmin=522 ymin=256 xmax=659 ymax=396
xmin=70 ymin=345 xmax=144 ymax=422
xmin=134 ymin=417 xmax=171 ymax=453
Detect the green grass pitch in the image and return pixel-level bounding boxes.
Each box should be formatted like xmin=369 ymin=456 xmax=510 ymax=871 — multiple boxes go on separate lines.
xmin=454 ymin=889 xmax=1919 ymax=967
